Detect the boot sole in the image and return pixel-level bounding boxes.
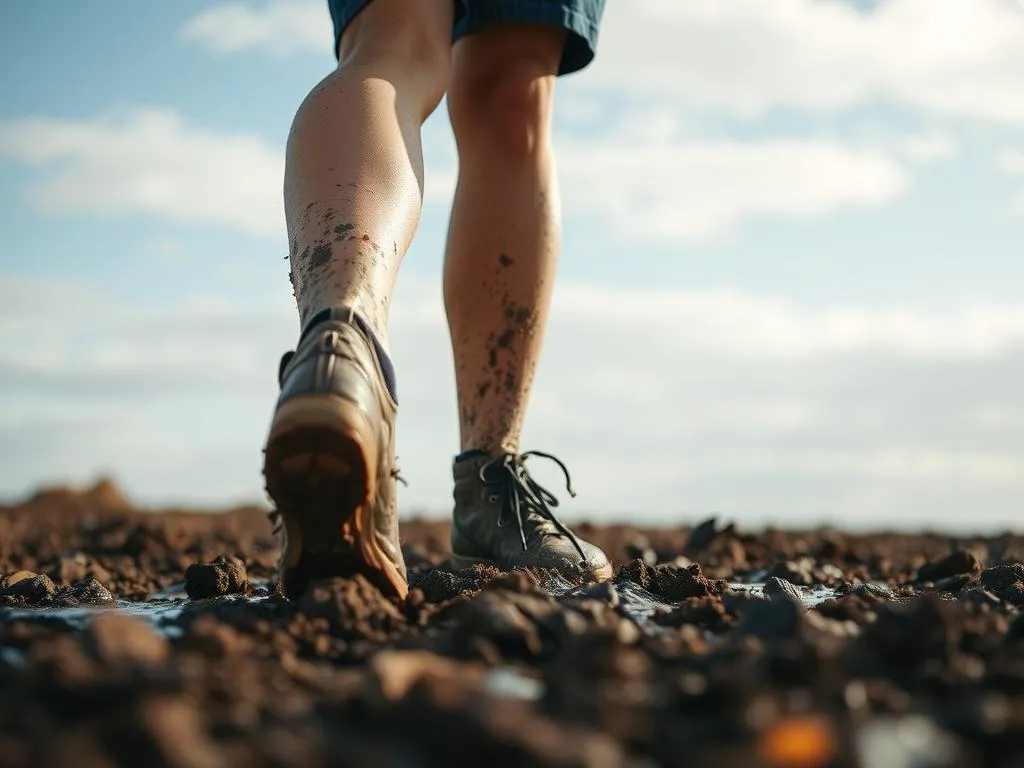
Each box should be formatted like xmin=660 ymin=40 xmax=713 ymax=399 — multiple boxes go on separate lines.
xmin=449 ymin=552 xmax=614 ymax=583
xmin=263 ymin=395 xmax=407 ymax=600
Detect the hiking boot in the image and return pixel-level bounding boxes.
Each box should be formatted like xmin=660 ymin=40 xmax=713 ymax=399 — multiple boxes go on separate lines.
xmin=262 ymin=308 xmax=406 ymax=599
xmin=450 ymin=451 xmax=613 ymax=582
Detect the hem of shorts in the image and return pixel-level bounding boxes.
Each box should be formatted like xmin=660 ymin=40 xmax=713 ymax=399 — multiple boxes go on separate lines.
xmin=455 ymin=0 xmax=601 ymax=75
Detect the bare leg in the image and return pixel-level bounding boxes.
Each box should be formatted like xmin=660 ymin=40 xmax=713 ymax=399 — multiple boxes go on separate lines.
xmin=444 ymin=23 xmax=567 ymax=453
xmin=285 ymin=0 xmax=453 ymax=343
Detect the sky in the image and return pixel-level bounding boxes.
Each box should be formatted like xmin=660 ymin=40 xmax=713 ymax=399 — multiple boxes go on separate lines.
xmin=1 ymin=0 xmax=1023 ymax=531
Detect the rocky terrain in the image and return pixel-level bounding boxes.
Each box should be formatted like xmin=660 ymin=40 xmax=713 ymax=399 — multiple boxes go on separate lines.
xmin=1 ymin=479 xmax=1022 ymax=767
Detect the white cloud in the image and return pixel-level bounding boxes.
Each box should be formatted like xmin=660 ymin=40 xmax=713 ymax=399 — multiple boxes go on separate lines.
xmin=899 ymin=132 xmax=957 ymax=165
xmin=0 ymin=109 xmax=284 ymax=235
xmin=180 ymin=1 xmax=330 ymax=55
xmin=593 ymin=0 xmax=1024 ymax=124
xmin=996 ymin=149 xmax=1024 ymax=212
xmin=3 ymin=275 xmax=1024 ymax=529
xmin=1000 ymin=150 xmax=1024 ymax=175
xmin=0 ymin=105 xmax=917 ymax=244
xmin=555 ymin=135 xmax=909 ymax=242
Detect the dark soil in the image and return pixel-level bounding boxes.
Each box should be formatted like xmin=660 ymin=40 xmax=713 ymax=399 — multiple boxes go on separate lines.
xmin=1 ymin=480 xmax=1023 ymax=767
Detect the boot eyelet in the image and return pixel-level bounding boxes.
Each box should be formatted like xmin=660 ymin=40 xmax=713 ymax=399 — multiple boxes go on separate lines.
xmin=487 ymin=494 xmax=500 ymax=504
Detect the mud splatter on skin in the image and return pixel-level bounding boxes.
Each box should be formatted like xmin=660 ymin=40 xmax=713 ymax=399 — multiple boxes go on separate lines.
xmin=498 ymin=252 xmax=513 ymax=268
xmin=289 ymin=201 xmax=397 ymax=336
xmin=310 ymin=243 xmax=332 ymax=271
xmin=462 ymin=287 xmax=545 ymax=446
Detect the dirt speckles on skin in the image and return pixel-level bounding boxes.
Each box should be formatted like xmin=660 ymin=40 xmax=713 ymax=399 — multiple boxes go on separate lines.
xmin=496 ymin=329 xmax=514 ymax=349
xmin=310 ymin=243 xmax=332 ymax=270
xmin=499 ymin=253 xmax=513 ymax=268
xmin=333 ymin=223 xmax=354 ymax=237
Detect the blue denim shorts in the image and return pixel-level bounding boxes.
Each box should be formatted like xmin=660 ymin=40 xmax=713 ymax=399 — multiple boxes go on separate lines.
xmin=326 ymin=0 xmax=605 ymax=75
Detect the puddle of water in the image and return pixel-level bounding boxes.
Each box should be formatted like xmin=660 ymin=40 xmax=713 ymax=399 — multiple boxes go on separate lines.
xmin=2 ymin=599 xmax=187 ymax=636
xmin=0 ymin=582 xmax=275 ymax=639
xmin=729 ymin=582 xmax=840 ymax=607
xmin=0 ymin=575 xmax=848 ymax=645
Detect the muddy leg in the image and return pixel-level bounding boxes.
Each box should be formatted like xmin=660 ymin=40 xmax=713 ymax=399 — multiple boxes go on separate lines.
xmin=443 ymin=22 xmax=566 ymax=452
xmin=286 ymin=0 xmax=453 ymax=344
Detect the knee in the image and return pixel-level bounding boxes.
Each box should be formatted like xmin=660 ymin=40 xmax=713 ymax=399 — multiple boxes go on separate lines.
xmin=338 ymin=0 xmax=452 ymax=119
xmin=448 ymin=55 xmax=558 ymax=159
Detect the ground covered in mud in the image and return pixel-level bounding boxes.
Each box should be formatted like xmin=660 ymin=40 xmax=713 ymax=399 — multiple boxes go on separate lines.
xmin=1 ymin=480 xmax=1023 ymax=767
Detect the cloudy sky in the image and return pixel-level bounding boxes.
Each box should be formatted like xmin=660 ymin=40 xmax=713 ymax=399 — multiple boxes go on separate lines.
xmin=2 ymin=0 xmax=1023 ymax=531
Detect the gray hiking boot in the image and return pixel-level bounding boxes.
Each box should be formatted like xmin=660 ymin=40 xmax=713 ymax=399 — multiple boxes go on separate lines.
xmin=262 ymin=308 xmax=406 ymax=599
xmin=450 ymin=451 xmax=612 ymax=582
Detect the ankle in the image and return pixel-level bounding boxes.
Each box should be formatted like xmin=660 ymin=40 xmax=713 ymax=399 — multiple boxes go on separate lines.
xmin=299 ymin=306 xmax=398 ymax=403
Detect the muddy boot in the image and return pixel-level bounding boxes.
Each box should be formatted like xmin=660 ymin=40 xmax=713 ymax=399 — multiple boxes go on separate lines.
xmin=263 ymin=308 xmax=406 ymax=599
xmin=450 ymin=451 xmax=613 ymax=582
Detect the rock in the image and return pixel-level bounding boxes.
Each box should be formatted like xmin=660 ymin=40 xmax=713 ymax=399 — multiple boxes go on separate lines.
xmin=3 ymin=573 xmax=55 ymax=604
xmin=184 ymin=555 xmax=248 ymax=599
xmin=932 ymin=574 xmax=971 ymax=594
xmin=579 ymin=580 xmax=620 ymax=608
xmin=978 ymin=564 xmax=1024 ymax=606
xmin=53 ymin=577 xmax=115 ymax=606
xmin=836 ymin=582 xmax=892 ymax=602
xmin=917 ymin=551 xmax=982 ymax=583
xmin=979 ymin=563 xmax=1024 ymax=591
xmin=764 ymin=577 xmax=804 ymax=603
xmin=734 ymin=595 xmax=803 ymax=642
xmin=84 ymin=614 xmax=168 ymax=667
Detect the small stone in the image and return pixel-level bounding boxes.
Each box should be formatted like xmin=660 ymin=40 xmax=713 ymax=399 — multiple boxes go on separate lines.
xmin=580 ymin=580 xmax=620 ymax=608
xmin=734 ymin=595 xmax=803 ymax=642
xmin=932 ymin=574 xmax=971 ymax=594
xmin=5 ymin=573 xmax=55 ymax=604
xmin=917 ymin=551 xmax=982 ymax=583
xmin=979 ymin=564 xmax=1024 ymax=592
xmin=836 ymin=582 xmax=892 ymax=602
xmin=979 ymin=564 xmax=1024 ymax=606
xmin=185 ymin=555 xmax=248 ymax=599
xmin=54 ymin=577 xmax=115 ymax=606
xmin=764 ymin=577 xmax=804 ymax=603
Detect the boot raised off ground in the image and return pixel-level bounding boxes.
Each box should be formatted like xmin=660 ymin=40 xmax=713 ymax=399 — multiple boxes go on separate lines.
xmin=262 ymin=308 xmax=406 ymax=599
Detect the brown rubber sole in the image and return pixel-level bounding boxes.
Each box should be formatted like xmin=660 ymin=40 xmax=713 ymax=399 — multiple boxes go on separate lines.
xmin=263 ymin=395 xmax=407 ymax=600
xmin=449 ymin=552 xmax=614 ymax=583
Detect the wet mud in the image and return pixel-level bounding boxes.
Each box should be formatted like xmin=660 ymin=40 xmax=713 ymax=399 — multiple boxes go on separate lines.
xmin=1 ymin=480 xmax=1023 ymax=767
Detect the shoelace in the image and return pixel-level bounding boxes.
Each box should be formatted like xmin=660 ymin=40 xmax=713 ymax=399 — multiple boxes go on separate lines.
xmin=478 ymin=451 xmax=588 ymax=566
